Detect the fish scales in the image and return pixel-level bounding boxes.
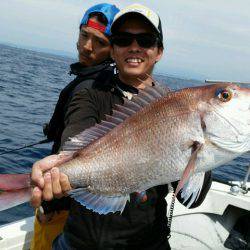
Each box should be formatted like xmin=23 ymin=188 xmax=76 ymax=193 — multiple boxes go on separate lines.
xmin=59 ymin=83 xmax=250 ymax=201
xmin=60 ymin=87 xmax=206 ymax=194
xmin=0 ymin=83 xmax=249 ymax=214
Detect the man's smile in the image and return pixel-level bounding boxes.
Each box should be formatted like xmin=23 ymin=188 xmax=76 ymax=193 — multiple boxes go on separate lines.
xmin=125 ymin=57 xmax=144 ymax=66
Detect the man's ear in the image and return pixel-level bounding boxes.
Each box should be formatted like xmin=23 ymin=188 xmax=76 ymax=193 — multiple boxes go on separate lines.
xmin=155 ymin=47 xmax=163 ymax=63
xmin=76 ymin=42 xmax=79 ymax=51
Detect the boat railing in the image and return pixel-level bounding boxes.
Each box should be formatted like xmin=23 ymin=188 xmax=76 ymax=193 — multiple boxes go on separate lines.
xmin=213 ymin=164 xmax=250 ymax=195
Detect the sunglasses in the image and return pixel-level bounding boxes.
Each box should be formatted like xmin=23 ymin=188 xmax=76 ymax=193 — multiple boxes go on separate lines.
xmin=111 ymin=32 xmax=159 ymax=48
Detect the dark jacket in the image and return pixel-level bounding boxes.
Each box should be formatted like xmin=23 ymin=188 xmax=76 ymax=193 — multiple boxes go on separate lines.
xmin=44 ymin=61 xmax=114 ymax=154
xmin=53 ymin=76 xmax=212 ymax=250
xmin=42 ymin=61 xmax=115 ymax=213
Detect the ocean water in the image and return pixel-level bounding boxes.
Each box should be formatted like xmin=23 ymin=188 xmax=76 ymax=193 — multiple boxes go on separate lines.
xmin=0 ymin=43 xmax=249 ymax=226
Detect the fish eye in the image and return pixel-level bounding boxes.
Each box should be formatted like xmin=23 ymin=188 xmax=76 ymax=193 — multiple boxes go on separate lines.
xmin=216 ymin=88 xmax=233 ymax=102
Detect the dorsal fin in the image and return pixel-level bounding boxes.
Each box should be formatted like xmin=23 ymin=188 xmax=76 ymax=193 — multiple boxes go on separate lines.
xmin=143 ymin=85 xmax=166 ymax=98
xmin=90 ymin=127 xmax=106 ymax=136
xmin=96 ymin=123 xmax=111 ymax=132
xmin=133 ymin=95 xmax=150 ymax=106
xmin=154 ymin=82 xmax=171 ymax=95
xmin=115 ymin=104 xmax=136 ymax=116
xmin=105 ymin=114 xmax=123 ymax=125
xmin=123 ymin=99 xmax=141 ymax=112
xmin=112 ymin=110 xmax=129 ymax=120
xmin=62 ymin=83 xmax=171 ymax=153
xmin=99 ymin=121 xmax=117 ymax=129
xmin=138 ymin=89 xmax=157 ymax=102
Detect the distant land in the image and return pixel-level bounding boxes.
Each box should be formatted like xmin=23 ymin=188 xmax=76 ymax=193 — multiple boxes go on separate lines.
xmin=0 ymin=41 xmax=76 ymax=60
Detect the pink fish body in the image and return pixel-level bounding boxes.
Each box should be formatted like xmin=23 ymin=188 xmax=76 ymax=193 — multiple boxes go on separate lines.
xmin=57 ymin=83 xmax=250 ymax=213
xmin=0 ymin=83 xmax=249 ymax=214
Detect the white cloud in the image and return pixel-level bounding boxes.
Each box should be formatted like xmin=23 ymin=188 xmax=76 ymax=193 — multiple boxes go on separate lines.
xmin=0 ymin=0 xmax=250 ymax=81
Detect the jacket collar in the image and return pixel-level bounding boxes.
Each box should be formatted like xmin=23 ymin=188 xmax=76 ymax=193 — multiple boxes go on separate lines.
xmin=69 ymin=60 xmax=113 ymax=77
xmin=115 ymin=76 xmax=138 ymax=94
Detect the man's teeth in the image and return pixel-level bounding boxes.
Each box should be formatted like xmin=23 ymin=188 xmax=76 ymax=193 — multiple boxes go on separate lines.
xmin=126 ymin=58 xmax=142 ymax=63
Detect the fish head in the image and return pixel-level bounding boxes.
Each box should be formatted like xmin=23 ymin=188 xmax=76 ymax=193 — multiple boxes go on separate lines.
xmin=198 ymin=83 xmax=250 ymax=154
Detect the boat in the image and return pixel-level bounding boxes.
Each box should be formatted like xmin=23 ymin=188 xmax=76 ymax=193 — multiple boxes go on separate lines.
xmin=0 ymin=167 xmax=249 ymax=250
xmin=168 ymin=177 xmax=250 ymax=249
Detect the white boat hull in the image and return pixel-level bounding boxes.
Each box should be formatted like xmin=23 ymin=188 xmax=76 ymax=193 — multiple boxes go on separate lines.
xmin=0 ymin=216 xmax=33 ymax=250
xmin=0 ymin=181 xmax=249 ymax=249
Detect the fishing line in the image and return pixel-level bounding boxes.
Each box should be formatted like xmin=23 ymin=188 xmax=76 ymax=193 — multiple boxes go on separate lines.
xmin=0 ymin=138 xmax=51 ymax=156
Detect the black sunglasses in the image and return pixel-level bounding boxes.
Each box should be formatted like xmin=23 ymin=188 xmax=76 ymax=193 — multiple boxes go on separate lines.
xmin=111 ymin=32 xmax=159 ymax=48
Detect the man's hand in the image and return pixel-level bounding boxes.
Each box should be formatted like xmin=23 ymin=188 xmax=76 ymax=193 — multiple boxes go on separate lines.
xmin=30 ymin=154 xmax=72 ymax=208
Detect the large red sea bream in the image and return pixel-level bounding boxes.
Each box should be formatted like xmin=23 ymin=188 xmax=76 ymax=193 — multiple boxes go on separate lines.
xmin=0 ymin=83 xmax=250 ymax=214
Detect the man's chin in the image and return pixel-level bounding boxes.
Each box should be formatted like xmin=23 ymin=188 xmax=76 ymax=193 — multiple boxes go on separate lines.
xmin=79 ymin=57 xmax=92 ymax=67
xmin=123 ymin=67 xmax=144 ymax=76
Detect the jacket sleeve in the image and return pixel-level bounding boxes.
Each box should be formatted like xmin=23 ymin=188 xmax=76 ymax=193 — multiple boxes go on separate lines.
xmin=44 ymin=90 xmax=65 ymax=141
xmin=172 ymin=171 xmax=212 ymax=208
xmin=60 ymin=88 xmax=100 ymax=149
xmin=41 ymin=89 xmax=100 ymax=213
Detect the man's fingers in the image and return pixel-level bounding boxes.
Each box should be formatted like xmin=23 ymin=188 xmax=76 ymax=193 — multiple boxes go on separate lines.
xmin=51 ymin=167 xmax=63 ymax=198
xmin=30 ymin=186 xmax=42 ymax=208
xmin=35 ymin=154 xmax=70 ymax=172
xmin=31 ymin=163 xmax=44 ymax=188
xmin=60 ymin=173 xmax=72 ymax=194
xmin=31 ymin=155 xmax=59 ymax=188
xmin=31 ymin=154 xmax=73 ymax=188
xmin=43 ymin=172 xmax=53 ymax=201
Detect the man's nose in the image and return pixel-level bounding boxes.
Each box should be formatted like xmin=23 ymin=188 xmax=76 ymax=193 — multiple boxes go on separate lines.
xmin=84 ymin=39 xmax=93 ymax=52
xmin=128 ymin=39 xmax=141 ymax=52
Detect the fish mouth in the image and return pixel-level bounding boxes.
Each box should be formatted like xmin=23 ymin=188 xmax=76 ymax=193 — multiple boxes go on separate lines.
xmin=205 ymin=105 xmax=250 ymax=153
xmin=213 ymin=108 xmax=241 ymax=135
xmin=207 ymin=133 xmax=250 ymax=154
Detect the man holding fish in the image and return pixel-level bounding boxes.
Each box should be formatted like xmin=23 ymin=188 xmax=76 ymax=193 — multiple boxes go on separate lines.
xmin=28 ymin=4 xmax=215 ymax=249
xmin=31 ymin=3 xmax=120 ymax=250
xmin=28 ymin=3 xmax=250 ymax=250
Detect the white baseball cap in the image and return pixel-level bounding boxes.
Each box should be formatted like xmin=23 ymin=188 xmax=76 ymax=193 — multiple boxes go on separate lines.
xmin=111 ymin=3 xmax=163 ymax=44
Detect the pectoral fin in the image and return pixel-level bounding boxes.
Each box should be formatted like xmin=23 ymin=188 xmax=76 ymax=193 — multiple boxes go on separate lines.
xmin=175 ymin=141 xmax=203 ymax=196
xmin=180 ymin=172 xmax=205 ymax=208
xmin=68 ymin=188 xmax=130 ymax=215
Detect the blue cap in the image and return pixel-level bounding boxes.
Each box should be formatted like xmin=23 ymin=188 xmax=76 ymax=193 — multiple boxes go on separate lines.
xmin=80 ymin=3 xmax=120 ymax=37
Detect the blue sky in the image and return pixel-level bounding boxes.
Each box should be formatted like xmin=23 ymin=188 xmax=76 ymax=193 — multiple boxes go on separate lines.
xmin=0 ymin=0 xmax=250 ymax=81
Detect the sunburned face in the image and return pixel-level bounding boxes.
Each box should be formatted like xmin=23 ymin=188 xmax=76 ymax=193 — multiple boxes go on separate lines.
xmin=77 ymin=16 xmax=111 ymax=67
xmin=111 ymin=17 xmax=163 ymax=86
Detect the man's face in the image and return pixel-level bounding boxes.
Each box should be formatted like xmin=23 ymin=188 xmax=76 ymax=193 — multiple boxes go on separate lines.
xmin=77 ymin=16 xmax=111 ymax=67
xmin=111 ymin=17 xmax=163 ymax=82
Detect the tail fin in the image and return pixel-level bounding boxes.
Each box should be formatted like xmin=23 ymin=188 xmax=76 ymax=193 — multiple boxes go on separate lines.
xmin=0 ymin=173 xmax=31 ymax=211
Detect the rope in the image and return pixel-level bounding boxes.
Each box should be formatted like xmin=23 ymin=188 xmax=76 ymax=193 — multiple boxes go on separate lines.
xmin=167 ymin=184 xmax=176 ymax=239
